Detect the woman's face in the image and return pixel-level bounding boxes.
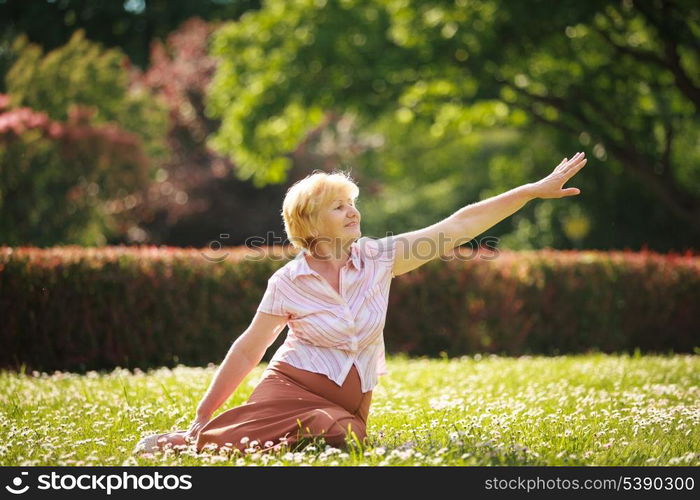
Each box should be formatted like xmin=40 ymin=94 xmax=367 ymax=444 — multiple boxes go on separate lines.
xmin=314 ymin=195 xmax=361 ymax=250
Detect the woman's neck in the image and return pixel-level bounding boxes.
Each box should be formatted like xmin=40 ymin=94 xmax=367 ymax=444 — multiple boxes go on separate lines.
xmin=305 ymin=243 xmax=352 ymax=271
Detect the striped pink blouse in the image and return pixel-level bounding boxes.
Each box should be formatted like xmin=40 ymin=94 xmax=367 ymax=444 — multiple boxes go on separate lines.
xmin=256 ymin=236 xmax=397 ymax=393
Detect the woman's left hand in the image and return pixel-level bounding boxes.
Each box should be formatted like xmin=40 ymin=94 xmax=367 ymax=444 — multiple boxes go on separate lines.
xmin=528 ymin=152 xmax=587 ymax=199
xmin=183 ymin=411 xmax=212 ymax=444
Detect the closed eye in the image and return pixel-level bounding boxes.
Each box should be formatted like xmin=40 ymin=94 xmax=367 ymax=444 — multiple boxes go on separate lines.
xmin=335 ymin=202 xmax=356 ymax=210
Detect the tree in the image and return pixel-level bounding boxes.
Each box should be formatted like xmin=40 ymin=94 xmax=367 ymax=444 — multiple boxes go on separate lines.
xmin=0 ymin=0 xmax=262 ymax=70
xmin=0 ymin=31 xmax=169 ymax=246
xmin=204 ymin=0 xmax=700 ymax=244
xmin=0 ymin=98 xmax=151 ymax=246
xmin=120 ymin=17 xmax=387 ymax=247
xmin=5 ymin=29 xmax=168 ymax=161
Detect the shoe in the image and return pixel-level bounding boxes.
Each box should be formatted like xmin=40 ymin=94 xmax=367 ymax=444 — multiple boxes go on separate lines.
xmin=133 ymin=433 xmax=166 ymax=455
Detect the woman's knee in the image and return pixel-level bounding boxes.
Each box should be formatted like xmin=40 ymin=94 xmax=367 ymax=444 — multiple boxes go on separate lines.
xmin=323 ymin=416 xmax=366 ymax=447
xmin=295 ymin=409 xmax=364 ymax=445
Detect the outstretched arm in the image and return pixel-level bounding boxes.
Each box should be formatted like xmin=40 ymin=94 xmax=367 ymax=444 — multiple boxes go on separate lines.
xmin=381 ymin=152 xmax=588 ymax=277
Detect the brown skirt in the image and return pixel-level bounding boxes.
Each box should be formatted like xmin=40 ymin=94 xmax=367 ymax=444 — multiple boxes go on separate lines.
xmin=194 ymin=360 xmax=373 ymax=454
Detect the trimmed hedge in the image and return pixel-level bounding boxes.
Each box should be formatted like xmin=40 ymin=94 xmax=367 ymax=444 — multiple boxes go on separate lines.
xmin=1 ymin=245 xmax=698 ymax=374
xmin=386 ymin=247 xmax=699 ymax=358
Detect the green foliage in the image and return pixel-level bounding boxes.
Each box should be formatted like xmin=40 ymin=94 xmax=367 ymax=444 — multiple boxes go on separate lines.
xmin=0 ymin=29 xmax=171 ymax=246
xmin=205 ymin=0 xmax=700 ymax=249
xmin=0 ymin=125 xmax=94 ymax=246
xmin=0 ymin=0 xmax=262 ymax=69
xmin=353 ymin=115 xmax=495 ymax=238
xmin=6 ymin=29 xmax=168 ymax=160
xmin=0 ymin=103 xmax=156 ymax=246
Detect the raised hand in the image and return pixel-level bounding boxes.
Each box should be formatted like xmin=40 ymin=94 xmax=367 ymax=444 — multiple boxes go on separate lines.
xmin=529 ymin=152 xmax=588 ymax=199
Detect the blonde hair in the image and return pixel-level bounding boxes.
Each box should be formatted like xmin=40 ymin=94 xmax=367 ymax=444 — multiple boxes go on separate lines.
xmin=282 ymin=169 xmax=360 ymax=251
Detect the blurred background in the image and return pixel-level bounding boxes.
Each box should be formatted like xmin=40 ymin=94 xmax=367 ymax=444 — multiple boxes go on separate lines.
xmin=1 ymin=0 xmax=697 ymax=253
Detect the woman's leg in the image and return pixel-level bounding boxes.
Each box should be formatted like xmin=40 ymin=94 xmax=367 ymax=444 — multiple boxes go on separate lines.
xmin=194 ymin=362 xmax=373 ymax=455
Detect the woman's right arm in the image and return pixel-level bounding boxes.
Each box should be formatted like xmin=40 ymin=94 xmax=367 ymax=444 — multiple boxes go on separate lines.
xmin=195 ymin=311 xmax=288 ymax=419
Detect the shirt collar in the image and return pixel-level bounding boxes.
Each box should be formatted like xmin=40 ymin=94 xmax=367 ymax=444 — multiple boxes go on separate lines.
xmin=290 ymin=239 xmax=362 ymax=280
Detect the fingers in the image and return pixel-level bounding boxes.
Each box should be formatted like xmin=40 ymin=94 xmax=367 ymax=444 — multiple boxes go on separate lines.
xmin=183 ymin=428 xmax=198 ymax=443
xmin=564 ymin=152 xmax=584 ymax=162
xmin=184 ymin=421 xmax=206 ymax=442
xmin=562 ymin=152 xmax=587 ymax=175
xmin=182 ymin=423 xmax=199 ymax=443
xmin=554 ymin=152 xmax=586 ymax=175
xmin=567 ymin=157 xmax=587 ymax=174
xmin=569 ymin=152 xmax=585 ymax=164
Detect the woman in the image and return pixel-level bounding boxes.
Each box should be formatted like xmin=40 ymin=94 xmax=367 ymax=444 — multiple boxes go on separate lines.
xmin=134 ymin=152 xmax=587 ymax=456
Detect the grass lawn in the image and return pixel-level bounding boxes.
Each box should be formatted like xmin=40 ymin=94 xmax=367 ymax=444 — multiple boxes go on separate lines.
xmin=1 ymin=352 xmax=698 ymax=466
